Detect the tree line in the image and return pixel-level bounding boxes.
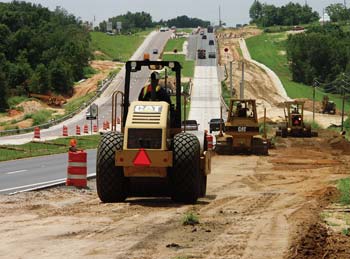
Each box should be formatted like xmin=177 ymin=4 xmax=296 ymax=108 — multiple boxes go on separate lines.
xmin=286 ymin=24 xmax=350 ymax=94
xmin=0 ymin=1 xmax=91 ymax=111
xmin=249 ymin=1 xmax=319 ymax=27
xmin=326 ymin=3 xmax=350 ymax=22
xmin=97 ymin=13 xmax=210 ymax=33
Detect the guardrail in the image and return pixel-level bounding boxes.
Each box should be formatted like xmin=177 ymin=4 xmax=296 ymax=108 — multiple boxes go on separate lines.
xmin=0 ymin=75 xmax=116 ymax=137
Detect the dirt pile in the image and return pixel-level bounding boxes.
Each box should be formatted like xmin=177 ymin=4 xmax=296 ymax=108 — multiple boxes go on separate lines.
xmin=17 ymin=100 xmax=45 ymax=114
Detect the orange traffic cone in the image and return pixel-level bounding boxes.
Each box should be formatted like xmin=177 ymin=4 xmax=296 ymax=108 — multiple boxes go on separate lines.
xmin=63 ymin=125 xmax=68 ymax=137
xmin=76 ymin=125 xmax=81 ymax=135
xmin=33 ymin=127 xmax=40 ymax=139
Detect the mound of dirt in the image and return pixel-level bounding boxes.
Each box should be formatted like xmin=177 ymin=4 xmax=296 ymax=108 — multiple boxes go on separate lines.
xmin=328 ymin=135 xmax=350 ymax=155
xmin=17 ymin=100 xmax=45 ymax=114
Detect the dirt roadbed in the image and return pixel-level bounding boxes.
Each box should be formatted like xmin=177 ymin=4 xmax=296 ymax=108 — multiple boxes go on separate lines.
xmin=1 ymin=131 xmax=350 ymax=259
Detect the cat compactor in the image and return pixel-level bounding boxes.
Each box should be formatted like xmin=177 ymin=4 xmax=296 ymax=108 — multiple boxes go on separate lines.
xmin=96 ymin=59 xmax=211 ymax=204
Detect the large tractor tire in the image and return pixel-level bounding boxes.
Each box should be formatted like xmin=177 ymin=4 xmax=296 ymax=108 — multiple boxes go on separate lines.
xmin=96 ymin=131 xmax=128 ymax=202
xmin=252 ymin=138 xmax=268 ymax=156
xmin=305 ymin=125 xmax=312 ymax=138
xmin=171 ymin=133 xmax=201 ymax=203
xmin=281 ymin=127 xmax=288 ymax=138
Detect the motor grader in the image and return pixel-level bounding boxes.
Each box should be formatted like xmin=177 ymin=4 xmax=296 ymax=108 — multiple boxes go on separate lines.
xmin=96 ymin=59 xmax=211 ymax=204
xmin=215 ymin=99 xmax=268 ymax=155
xmin=276 ymin=100 xmax=318 ymax=137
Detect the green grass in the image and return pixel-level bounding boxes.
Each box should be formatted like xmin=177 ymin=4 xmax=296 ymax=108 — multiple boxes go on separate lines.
xmin=245 ymin=33 xmax=350 ymax=112
xmin=7 ymin=96 xmax=31 ymax=108
xmin=164 ymin=38 xmax=186 ymax=52
xmin=64 ymin=92 xmax=96 ymax=115
xmin=171 ymin=93 xmax=190 ymax=120
xmin=83 ymin=66 xmax=98 ymax=78
xmin=30 ymin=110 xmax=53 ymax=126
xmin=337 ymin=178 xmax=350 ymax=205
xmin=0 ymin=135 xmax=101 ymax=162
xmin=90 ymin=30 xmax=151 ymax=62
xmin=182 ymin=212 xmax=199 ymax=226
xmin=162 ymin=54 xmax=194 ymax=78
xmin=221 ymin=81 xmax=231 ymax=107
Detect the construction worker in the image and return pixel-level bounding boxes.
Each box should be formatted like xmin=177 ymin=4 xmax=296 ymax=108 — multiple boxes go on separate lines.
xmin=138 ymin=72 xmax=171 ymax=104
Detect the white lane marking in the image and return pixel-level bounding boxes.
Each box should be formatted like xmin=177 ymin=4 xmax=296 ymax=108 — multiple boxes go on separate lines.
xmin=0 ymin=173 xmax=96 ymax=193
xmin=5 ymin=170 xmax=28 ymax=175
xmin=0 ymin=178 xmax=66 ymax=192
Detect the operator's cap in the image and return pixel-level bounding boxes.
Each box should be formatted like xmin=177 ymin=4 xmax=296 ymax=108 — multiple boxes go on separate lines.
xmin=151 ymin=71 xmax=160 ymax=80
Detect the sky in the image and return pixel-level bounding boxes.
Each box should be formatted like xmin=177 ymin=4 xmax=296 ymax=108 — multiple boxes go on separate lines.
xmin=0 ymin=0 xmax=347 ymax=26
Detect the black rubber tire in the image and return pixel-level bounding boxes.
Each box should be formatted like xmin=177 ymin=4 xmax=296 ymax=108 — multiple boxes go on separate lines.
xmin=170 ymin=133 xmax=200 ymax=203
xmin=199 ymin=174 xmax=207 ymax=197
xmin=96 ymin=131 xmax=128 ymax=202
xmin=281 ymin=127 xmax=287 ymax=138
xmin=305 ymin=125 xmax=312 ymax=138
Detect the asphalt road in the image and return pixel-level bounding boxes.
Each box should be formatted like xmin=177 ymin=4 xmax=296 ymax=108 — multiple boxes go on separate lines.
xmin=188 ymin=30 xmax=221 ymax=132
xmin=0 ymin=150 xmax=97 ymax=195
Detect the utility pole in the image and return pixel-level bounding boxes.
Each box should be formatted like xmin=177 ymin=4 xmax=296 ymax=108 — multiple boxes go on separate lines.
xmin=341 ymin=88 xmax=345 ymax=132
xmin=344 ymin=0 xmax=347 ymax=8
xmin=229 ymin=61 xmax=233 ymax=97
xmin=312 ymin=83 xmax=316 ymax=123
xmin=240 ymin=61 xmax=245 ymax=99
xmin=219 ymin=5 xmax=222 ymax=27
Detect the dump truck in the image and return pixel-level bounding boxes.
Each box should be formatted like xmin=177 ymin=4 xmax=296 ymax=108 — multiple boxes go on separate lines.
xmin=96 ymin=59 xmax=211 ymax=204
xmin=321 ymin=95 xmax=336 ymax=114
xmin=276 ymin=100 xmax=318 ymax=137
xmin=215 ymin=99 xmax=268 ymax=155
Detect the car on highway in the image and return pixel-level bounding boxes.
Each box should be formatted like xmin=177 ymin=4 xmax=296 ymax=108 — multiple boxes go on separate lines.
xmin=209 ymin=39 xmax=214 ymax=45
xmin=202 ymin=35 xmax=207 ymax=39
xmin=209 ymin=118 xmax=225 ymax=133
xmin=197 ymin=49 xmax=206 ymax=59
xmin=182 ymin=120 xmax=199 ymax=131
xmin=153 ymin=49 xmax=158 ymax=54
xmin=208 ymin=52 xmax=216 ymax=58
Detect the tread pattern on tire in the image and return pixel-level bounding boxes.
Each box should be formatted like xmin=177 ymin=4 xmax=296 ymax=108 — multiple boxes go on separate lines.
xmin=171 ymin=132 xmax=200 ymax=203
xmin=96 ymin=132 xmax=128 ymax=202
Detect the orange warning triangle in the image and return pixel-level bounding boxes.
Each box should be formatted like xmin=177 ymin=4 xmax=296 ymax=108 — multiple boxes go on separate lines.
xmin=133 ymin=148 xmax=152 ymax=167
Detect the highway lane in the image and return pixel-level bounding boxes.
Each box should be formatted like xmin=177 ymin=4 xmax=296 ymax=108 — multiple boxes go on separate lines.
xmin=189 ymin=30 xmax=221 ymax=132
xmin=0 ymin=31 xmax=172 ymax=145
xmin=0 ymin=150 xmax=97 ymax=195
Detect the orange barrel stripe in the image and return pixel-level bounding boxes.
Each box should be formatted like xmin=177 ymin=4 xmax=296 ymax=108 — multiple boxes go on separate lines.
xmin=83 ymin=124 xmax=88 ymax=134
xmin=66 ymin=151 xmax=87 ymax=187
xmin=34 ymin=127 xmax=40 ymax=139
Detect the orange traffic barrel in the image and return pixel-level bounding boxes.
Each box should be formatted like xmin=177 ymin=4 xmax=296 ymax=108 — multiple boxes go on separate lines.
xmin=106 ymin=120 xmax=110 ymax=129
xmin=66 ymin=150 xmax=87 ymax=187
xmin=76 ymin=125 xmax=81 ymax=135
xmin=206 ymin=134 xmax=213 ymax=151
xmin=33 ymin=127 xmax=40 ymax=139
xmin=93 ymin=124 xmax=98 ymax=133
xmin=83 ymin=124 xmax=88 ymax=134
xmin=63 ymin=125 xmax=68 ymax=136
xmin=117 ymin=117 xmax=121 ymax=124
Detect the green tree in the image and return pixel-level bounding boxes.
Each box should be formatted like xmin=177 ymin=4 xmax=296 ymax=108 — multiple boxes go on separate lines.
xmin=48 ymin=59 xmax=73 ymax=94
xmin=249 ymin=0 xmax=263 ymax=23
xmin=326 ymin=3 xmax=350 ymax=22
xmin=29 ymin=64 xmax=49 ymax=94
